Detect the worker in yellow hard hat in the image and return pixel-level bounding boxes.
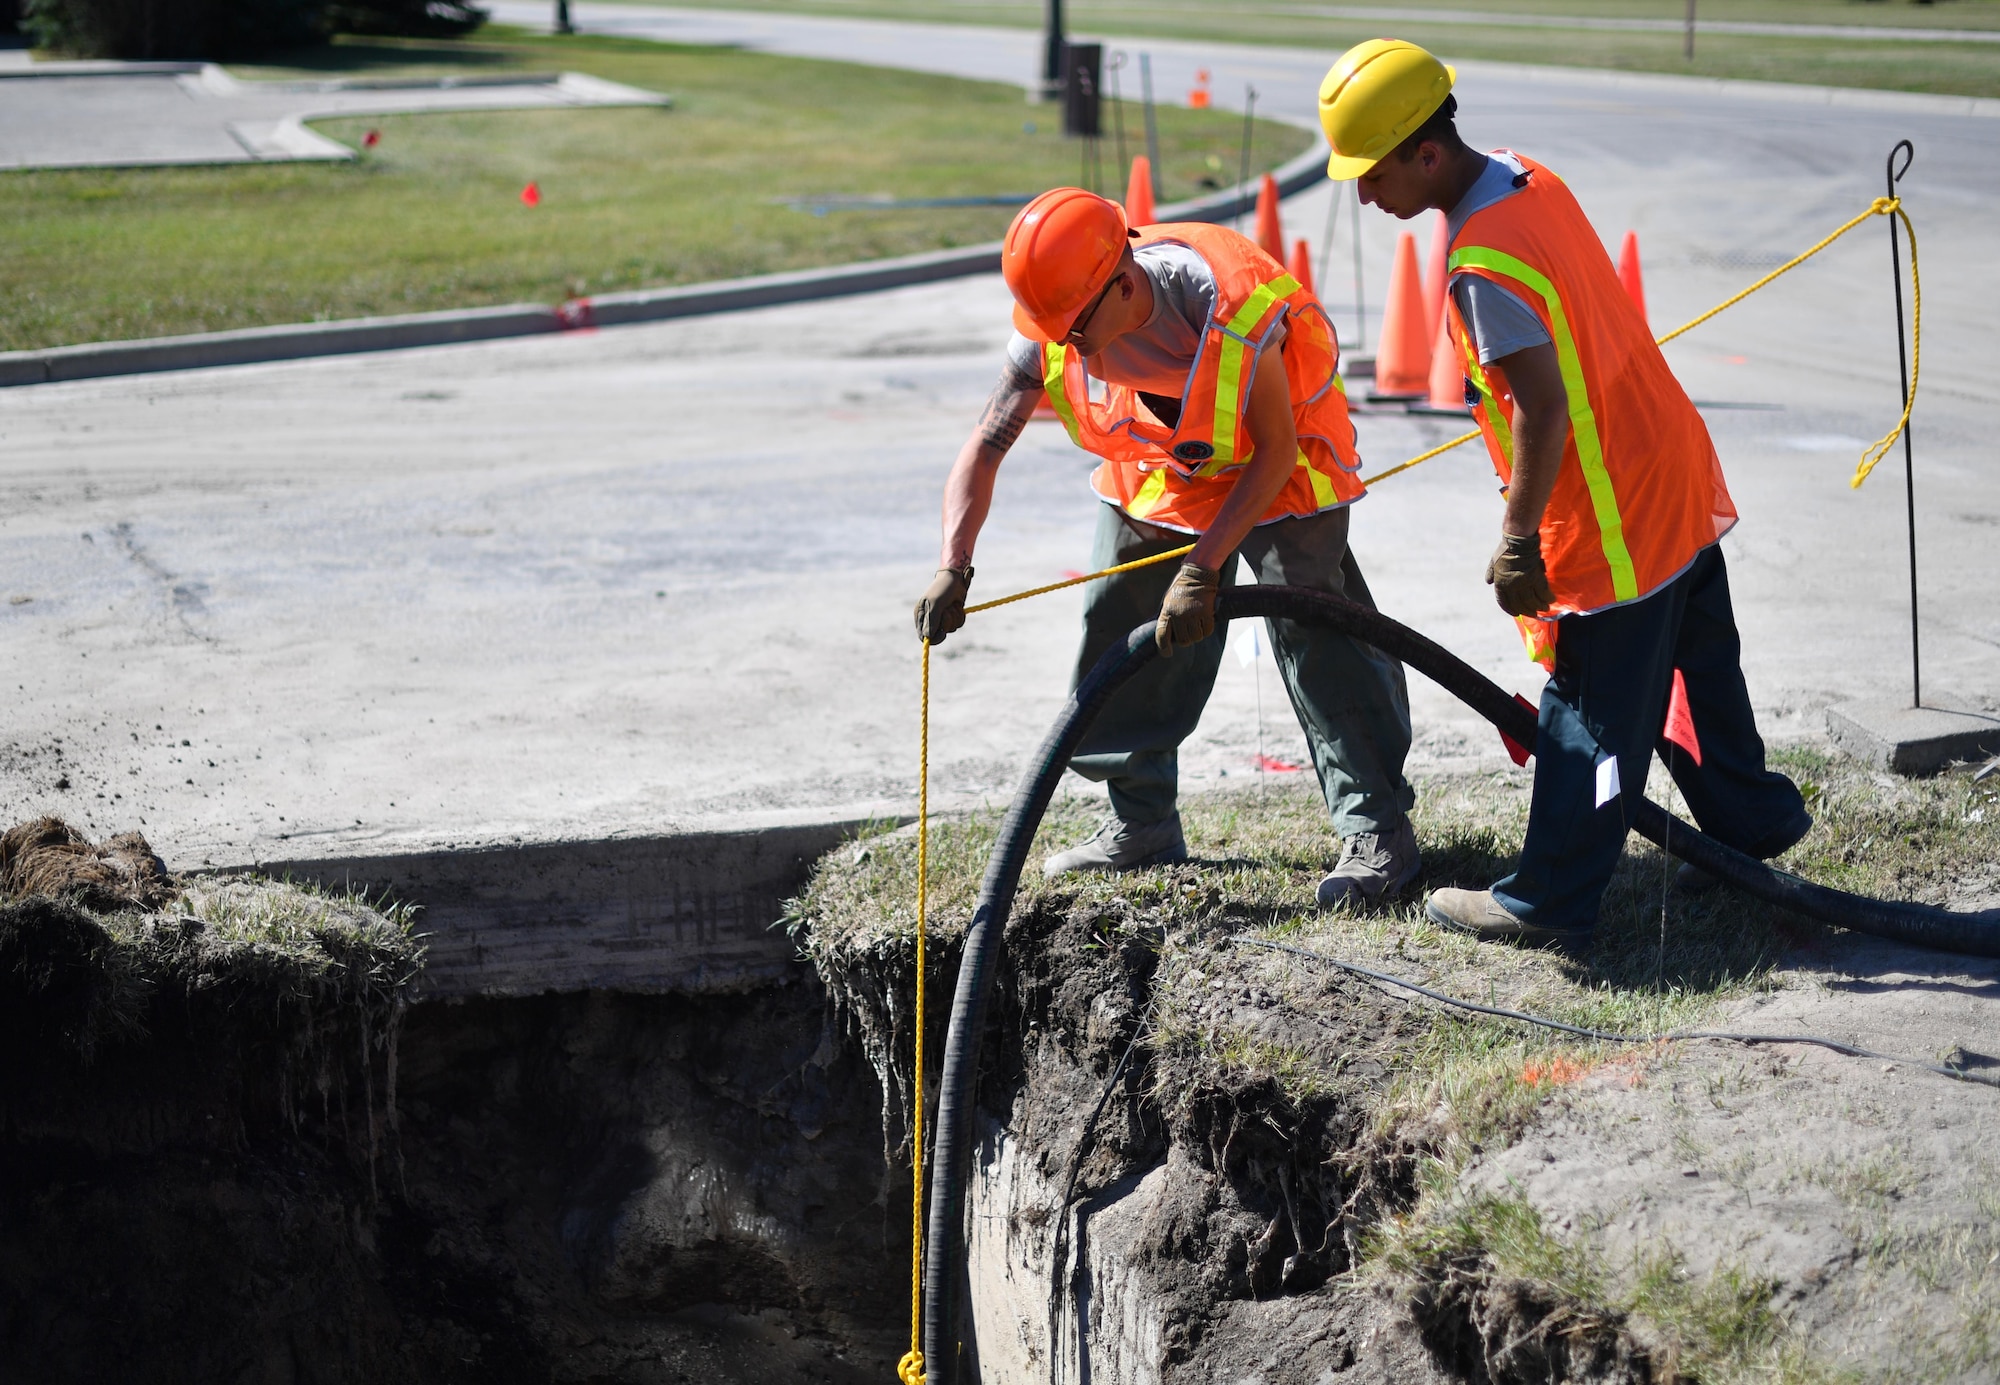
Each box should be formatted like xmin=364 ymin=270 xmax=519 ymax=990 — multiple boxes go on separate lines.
xmin=1319 ymin=39 xmax=1809 ymax=954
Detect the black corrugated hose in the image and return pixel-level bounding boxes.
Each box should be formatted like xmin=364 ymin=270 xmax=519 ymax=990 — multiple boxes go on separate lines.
xmin=920 ymin=585 xmax=2000 ymax=1383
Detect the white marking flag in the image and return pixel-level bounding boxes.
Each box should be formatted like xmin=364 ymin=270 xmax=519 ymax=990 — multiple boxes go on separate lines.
xmin=1594 ymin=754 xmax=1622 ymax=808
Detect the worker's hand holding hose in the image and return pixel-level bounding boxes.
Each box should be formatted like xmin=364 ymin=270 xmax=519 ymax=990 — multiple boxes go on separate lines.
xmin=1486 ymin=532 xmax=1556 ymax=618
xmin=1155 ymin=562 xmax=1222 ymax=657
xmin=914 ymin=566 xmax=973 ymax=644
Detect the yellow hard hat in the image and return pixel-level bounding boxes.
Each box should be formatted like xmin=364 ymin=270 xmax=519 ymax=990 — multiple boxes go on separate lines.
xmin=1318 ymin=39 xmax=1457 ymax=181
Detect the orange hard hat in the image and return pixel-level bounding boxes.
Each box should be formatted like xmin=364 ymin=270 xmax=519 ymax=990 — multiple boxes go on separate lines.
xmin=1003 ymin=187 xmax=1132 ymax=342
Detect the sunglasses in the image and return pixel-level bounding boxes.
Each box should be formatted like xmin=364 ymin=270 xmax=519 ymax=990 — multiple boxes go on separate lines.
xmin=1065 ymin=273 xmax=1122 ymax=345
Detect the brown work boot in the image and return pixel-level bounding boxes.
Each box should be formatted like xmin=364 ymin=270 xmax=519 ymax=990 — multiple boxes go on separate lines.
xmin=1424 ymin=887 xmax=1591 ymax=954
xmin=1315 ymin=817 xmax=1421 ymax=909
xmin=1041 ymin=813 xmax=1188 ymax=878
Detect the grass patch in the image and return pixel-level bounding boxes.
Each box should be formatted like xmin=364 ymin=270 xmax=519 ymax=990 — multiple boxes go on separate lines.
xmin=0 ymin=27 xmax=1310 ymax=351
xmin=595 ymin=0 xmax=2000 ymax=98
xmin=794 ymin=747 xmax=1996 ymax=1377
xmin=1374 ymin=1188 xmax=1848 ymax=1383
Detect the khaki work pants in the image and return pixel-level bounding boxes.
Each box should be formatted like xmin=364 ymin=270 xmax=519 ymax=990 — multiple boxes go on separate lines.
xmin=1065 ymin=501 xmax=1416 ymax=838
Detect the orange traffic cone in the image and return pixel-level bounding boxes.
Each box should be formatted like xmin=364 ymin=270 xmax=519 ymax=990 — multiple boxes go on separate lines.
xmin=1124 ymin=156 xmax=1156 ymax=227
xmin=1427 ymin=312 xmax=1466 ymax=411
xmin=1287 ymin=237 xmax=1314 ymax=295
xmin=1617 ymin=230 xmax=1647 ymax=325
xmin=1253 ymin=173 xmax=1284 ymax=260
xmin=1423 ymin=213 xmax=1449 ymax=345
xmin=1372 ymin=232 xmax=1429 ymax=397
xmin=1189 ymin=68 xmax=1211 ymax=109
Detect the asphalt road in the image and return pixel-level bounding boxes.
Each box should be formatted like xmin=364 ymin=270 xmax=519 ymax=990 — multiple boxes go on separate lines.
xmin=1 ymin=8 xmax=1995 ymax=867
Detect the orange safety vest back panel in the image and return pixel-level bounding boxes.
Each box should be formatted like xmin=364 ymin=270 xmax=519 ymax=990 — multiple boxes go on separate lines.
xmin=1041 ymin=223 xmax=1363 ymax=535
xmin=1445 ymin=154 xmax=1737 ymax=662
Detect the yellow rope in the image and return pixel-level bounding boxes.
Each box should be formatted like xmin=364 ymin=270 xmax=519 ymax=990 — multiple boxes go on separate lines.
xmin=963 ymin=542 xmax=1197 ymax=614
xmin=1655 ymin=196 xmax=1894 ymax=345
xmin=896 ymin=640 xmax=931 ymax=1385
xmin=1339 ymin=195 xmax=1918 ymax=497
xmin=1852 ymin=200 xmax=1919 ymax=489
xmin=1359 ymin=429 xmax=1481 ymax=488
xmin=893 ymin=195 xmax=1921 ymax=1380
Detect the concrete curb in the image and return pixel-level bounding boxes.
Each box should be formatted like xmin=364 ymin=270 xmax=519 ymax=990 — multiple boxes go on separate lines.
xmin=0 ymin=135 xmax=1328 ymax=389
xmin=0 ymin=60 xmax=208 ymax=78
xmin=1826 ymin=699 xmax=2000 ymax=776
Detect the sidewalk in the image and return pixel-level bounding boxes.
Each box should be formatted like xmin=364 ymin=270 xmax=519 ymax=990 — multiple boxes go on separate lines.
xmin=0 ymin=58 xmax=667 ymax=170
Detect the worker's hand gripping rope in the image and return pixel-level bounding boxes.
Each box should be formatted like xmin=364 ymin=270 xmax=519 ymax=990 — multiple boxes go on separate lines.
xmin=914 ymin=566 xmax=973 ymax=645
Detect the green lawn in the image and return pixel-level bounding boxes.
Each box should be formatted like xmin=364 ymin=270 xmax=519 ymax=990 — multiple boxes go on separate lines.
xmin=593 ymin=0 xmax=2000 ymax=98
xmin=0 ymin=28 xmax=1310 ymax=352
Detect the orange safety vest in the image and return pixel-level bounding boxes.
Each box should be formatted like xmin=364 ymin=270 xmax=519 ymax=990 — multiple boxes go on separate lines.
xmin=1445 ymin=153 xmax=1737 ymax=666
xmin=1040 ymin=223 xmax=1363 ymax=535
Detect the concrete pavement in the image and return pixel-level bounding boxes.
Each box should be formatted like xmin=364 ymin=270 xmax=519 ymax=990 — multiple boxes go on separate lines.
xmin=0 ymin=61 xmax=667 ymax=170
xmin=0 ymin=15 xmax=1995 ymax=874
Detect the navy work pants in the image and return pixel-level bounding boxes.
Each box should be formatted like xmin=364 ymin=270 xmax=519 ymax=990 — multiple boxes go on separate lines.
xmin=1491 ymin=544 xmax=1809 ymax=934
xmin=1065 ymin=502 xmax=1416 ymax=837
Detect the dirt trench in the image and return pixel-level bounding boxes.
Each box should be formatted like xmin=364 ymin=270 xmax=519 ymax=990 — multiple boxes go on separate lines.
xmin=814 ymin=880 xmax=1671 ymax=1385
xmin=0 ymin=849 xmax=1660 ymax=1385
xmin=0 ymin=895 xmax=910 ymax=1384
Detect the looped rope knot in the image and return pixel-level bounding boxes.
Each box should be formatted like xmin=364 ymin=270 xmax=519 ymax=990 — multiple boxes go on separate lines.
xmin=1853 ymin=197 xmax=1919 ymax=488
xmin=897 ymin=1349 xmax=927 ymax=1385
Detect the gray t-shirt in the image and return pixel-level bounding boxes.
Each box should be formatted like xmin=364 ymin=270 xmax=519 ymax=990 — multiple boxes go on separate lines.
xmin=1446 ymin=152 xmax=1551 ymax=365
xmin=1004 ymin=240 xmax=1285 ymax=404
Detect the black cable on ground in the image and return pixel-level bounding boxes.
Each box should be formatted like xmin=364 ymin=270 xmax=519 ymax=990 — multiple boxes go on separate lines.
xmin=920 ymin=586 xmax=2000 ymax=1383
xmin=1233 ymin=935 xmax=2000 ymax=1090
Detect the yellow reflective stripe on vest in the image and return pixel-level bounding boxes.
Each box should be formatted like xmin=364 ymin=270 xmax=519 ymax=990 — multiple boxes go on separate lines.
xmin=1463 ymin=340 xmax=1514 ymax=461
xmin=1447 ymin=247 xmax=1639 ymax=603
xmin=1042 ymin=342 xmax=1084 ymax=446
xmin=1206 ymin=273 xmax=1302 ymax=470
xmin=1127 ymin=468 xmax=1171 ymax=518
xmin=1300 ymin=448 xmax=1338 ymax=508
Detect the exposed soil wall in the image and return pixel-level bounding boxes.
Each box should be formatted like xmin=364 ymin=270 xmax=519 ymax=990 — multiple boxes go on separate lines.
xmin=0 ymin=883 xmax=908 ymax=1384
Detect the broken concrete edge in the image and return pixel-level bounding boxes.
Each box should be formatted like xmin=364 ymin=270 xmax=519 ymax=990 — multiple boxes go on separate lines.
xmin=200 ymin=814 xmax=909 ymax=1002
xmin=1826 ymin=699 xmax=2000 ymax=776
xmin=0 ymin=132 xmax=1327 ymax=389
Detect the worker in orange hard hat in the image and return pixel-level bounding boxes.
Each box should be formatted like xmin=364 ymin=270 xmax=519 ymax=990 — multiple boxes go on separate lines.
xmin=1321 ymin=39 xmax=1809 ymax=951
xmin=913 ymin=186 xmax=1419 ymax=905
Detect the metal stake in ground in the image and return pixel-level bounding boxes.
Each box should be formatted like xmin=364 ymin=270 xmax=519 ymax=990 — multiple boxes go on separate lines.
xmin=1040 ymin=0 xmax=1066 ymax=102
xmin=1236 ymin=85 xmax=1257 ymax=233
xmin=1350 ymin=181 xmax=1367 ymax=354
xmin=1885 ymin=139 xmax=1920 ymax=709
xmin=1139 ymin=53 xmax=1162 ymax=201
xmin=1107 ymin=51 xmax=1129 ymax=182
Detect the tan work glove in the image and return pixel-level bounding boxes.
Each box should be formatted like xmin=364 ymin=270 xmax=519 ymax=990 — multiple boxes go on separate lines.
xmin=1155 ymin=562 xmax=1221 ymax=657
xmin=1486 ymin=532 xmax=1556 ymax=618
xmin=914 ymin=566 xmax=973 ymax=644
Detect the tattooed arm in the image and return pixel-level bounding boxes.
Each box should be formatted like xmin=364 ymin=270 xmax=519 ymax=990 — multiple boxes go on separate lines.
xmin=939 ymin=357 xmax=1044 ymax=569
